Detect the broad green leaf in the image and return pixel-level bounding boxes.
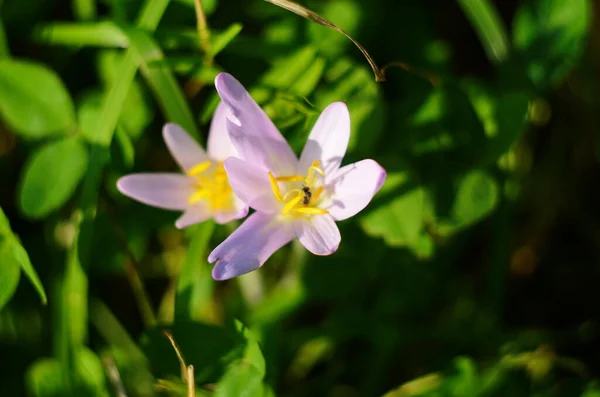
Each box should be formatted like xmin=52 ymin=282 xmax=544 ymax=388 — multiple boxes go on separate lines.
xmin=360 ymin=173 xmax=425 ymax=248
xmin=73 ymin=348 xmax=110 ymax=396
xmin=436 ymin=170 xmax=499 ymax=236
xmin=307 ymin=0 xmax=361 ymax=56
xmin=0 ymin=239 xmax=21 ymax=310
xmin=175 ymin=221 xmax=216 ymax=322
xmin=261 ymin=46 xmax=318 ymax=89
xmin=513 ymin=0 xmax=591 ymax=88
xmin=447 ymin=357 xmax=479 ymax=396
xmin=35 ymin=22 xmax=128 ymax=48
xmin=0 ymin=58 xmax=75 ymax=139
xmin=19 ymin=137 xmax=89 ymax=218
xmin=26 ymin=358 xmax=66 ymax=397
xmin=215 ymin=363 xmax=265 ymax=397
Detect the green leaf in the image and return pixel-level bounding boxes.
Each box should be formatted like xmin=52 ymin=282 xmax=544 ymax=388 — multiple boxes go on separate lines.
xmin=11 ymin=237 xmax=47 ymax=304
xmin=447 ymin=357 xmax=479 ymax=396
xmin=0 ymin=58 xmax=76 ymax=139
xmin=0 ymin=208 xmax=47 ymax=304
xmin=141 ymin=322 xmax=246 ymax=384
xmin=458 ymin=0 xmax=509 ymax=63
xmin=513 ymin=0 xmax=591 ymax=88
xmin=26 ymin=358 xmax=66 ymax=397
xmin=19 ymin=137 xmax=89 ymax=218
xmin=35 ymin=22 xmax=128 ymax=48
xmin=360 ymin=173 xmax=425 ymax=248
xmin=215 ymin=363 xmax=265 ymax=397
xmin=210 ymin=23 xmax=243 ymax=57
xmin=175 ymin=221 xmax=216 ymax=322
xmin=436 ymin=170 xmax=499 ymax=236
xmin=73 ymin=348 xmax=109 ymax=396
xmin=234 ymin=320 xmax=266 ymax=377
xmin=0 ymin=238 xmax=21 ymax=310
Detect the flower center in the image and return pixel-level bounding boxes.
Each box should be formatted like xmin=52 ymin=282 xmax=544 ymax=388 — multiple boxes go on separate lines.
xmin=268 ymin=160 xmax=329 ymax=216
xmin=187 ymin=161 xmax=234 ymax=211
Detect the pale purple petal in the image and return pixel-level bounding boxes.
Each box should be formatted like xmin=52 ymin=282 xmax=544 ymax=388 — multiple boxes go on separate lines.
xmin=175 ymin=205 xmax=211 ymax=229
xmin=207 ymin=102 xmax=238 ymax=161
xmin=213 ymin=196 xmax=249 ymax=224
xmin=215 ymin=73 xmax=297 ymax=174
xmin=163 ymin=123 xmax=208 ymax=172
xmin=223 ymin=157 xmax=279 ymax=213
xmin=292 ymin=214 xmax=341 ymax=255
xmin=324 ymin=160 xmax=387 ymax=221
xmin=209 ymin=212 xmax=294 ymax=280
xmin=298 ymin=102 xmax=350 ymax=178
xmin=117 ymin=174 xmax=194 ymax=210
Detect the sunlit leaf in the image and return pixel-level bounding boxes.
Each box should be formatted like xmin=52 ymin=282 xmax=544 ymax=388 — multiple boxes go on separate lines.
xmin=215 ymin=363 xmax=265 ymax=397
xmin=26 ymin=358 xmax=66 ymax=397
xmin=513 ymin=0 xmax=591 ymax=88
xmin=0 ymin=239 xmax=21 ymax=310
xmin=0 ymin=58 xmax=75 ymax=139
xmin=19 ymin=137 xmax=89 ymax=218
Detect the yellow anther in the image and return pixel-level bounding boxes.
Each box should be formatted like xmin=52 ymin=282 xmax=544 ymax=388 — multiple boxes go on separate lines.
xmin=188 ymin=190 xmax=208 ymax=204
xmin=283 ymin=189 xmax=302 ymax=201
xmin=310 ymin=186 xmax=324 ymax=204
xmin=187 ymin=161 xmax=212 ymax=176
xmin=295 ymin=207 xmax=329 ymax=215
xmin=282 ymin=195 xmax=302 ymax=215
xmin=276 ymin=175 xmax=305 ymax=182
xmin=268 ymin=172 xmax=285 ymax=202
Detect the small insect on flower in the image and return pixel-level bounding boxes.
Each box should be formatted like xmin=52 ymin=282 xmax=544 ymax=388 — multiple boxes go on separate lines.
xmin=208 ymin=73 xmax=387 ymax=280
xmin=116 ymin=104 xmax=248 ymax=228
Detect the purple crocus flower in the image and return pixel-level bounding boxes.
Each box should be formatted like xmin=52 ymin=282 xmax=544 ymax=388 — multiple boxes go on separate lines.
xmin=208 ymin=73 xmax=387 ymax=280
xmin=117 ymin=104 xmax=249 ymax=228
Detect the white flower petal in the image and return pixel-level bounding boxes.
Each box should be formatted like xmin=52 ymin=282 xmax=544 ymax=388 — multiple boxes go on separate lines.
xmin=117 ymin=174 xmax=194 ymax=210
xmin=175 ymin=205 xmax=211 ymax=229
xmin=207 ymin=102 xmax=239 ymax=161
xmin=293 ymin=214 xmax=341 ymax=255
xmin=324 ymin=159 xmax=387 ymax=221
xmin=298 ymin=102 xmax=350 ymax=179
xmin=163 ymin=123 xmax=208 ymax=172
xmin=223 ymin=157 xmax=280 ymax=213
xmin=209 ymin=212 xmax=294 ymax=280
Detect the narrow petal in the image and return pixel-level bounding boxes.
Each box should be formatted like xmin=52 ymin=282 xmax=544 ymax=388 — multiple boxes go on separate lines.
xmin=324 ymin=159 xmax=387 ymax=221
xmin=215 ymin=73 xmax=297 ymax=174
xmin=223 ymin=157 xmax=279 ymax=213
xmin=298 ymin=102 xmax=350 ymax=178
xmin=213 ymin=196 xmax=249 ymax=224
xmin=209 ymin=212 xmax=294 ymax=280
xmin=175 ymin=205 xmax=211 ymax=229
xmin=117 ymin=174 xmax=194 ymax=210
xmin=293 ymin=214 xmax=341 ymax=255
xmin=163 ymin=123 xmax=208 ymax=172
xmin=207 ymin=102 xmax=238 ymax=161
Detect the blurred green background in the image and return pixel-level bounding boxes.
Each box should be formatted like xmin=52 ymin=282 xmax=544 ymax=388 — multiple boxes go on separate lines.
xmin=1 ymin=0 xmax=600 ymax=395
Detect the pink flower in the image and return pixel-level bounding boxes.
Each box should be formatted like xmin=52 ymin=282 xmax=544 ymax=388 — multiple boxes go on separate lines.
xmin=209 ymin=73 xmax=386 ymax=280
xmin=117 ymin=104 xmax=249 ymax=228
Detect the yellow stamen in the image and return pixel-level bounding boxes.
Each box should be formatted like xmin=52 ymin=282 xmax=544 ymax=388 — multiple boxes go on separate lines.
xmin=276 ymin=175 xmax=305 ymax=182
xmin=282 ymin=195 xmax=302 ymax=215
xmin=283 ymin=189 xmax=302 ymax=201
xmin=268 ymin=172 xmax=284 ymax=202
xmin=310 ymin=186 xmax=324 ymax=204
xmin=187 ymin=161 xmax=212 ymax=176
xmin=295 ymin=207 xmax=329 ymax=215
xmin=306 ymin=160 xmax=325 ymax=185
xmin=188 ymin=190 xmax=208 ymax=204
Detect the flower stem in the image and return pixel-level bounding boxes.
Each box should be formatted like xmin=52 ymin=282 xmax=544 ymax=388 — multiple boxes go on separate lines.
xmin=193 ymin=0 xmax=212 ymax=63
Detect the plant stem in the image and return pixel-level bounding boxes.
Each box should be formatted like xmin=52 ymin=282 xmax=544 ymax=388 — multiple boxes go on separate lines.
xmin=193 ymin=0 xmax=212 ymax=62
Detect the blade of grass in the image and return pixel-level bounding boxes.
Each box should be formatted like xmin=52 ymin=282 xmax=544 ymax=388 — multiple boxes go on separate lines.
xmin=458 ymin=0 xmax=509 ymax=63
xmin=35 ymin=22 xmax=129 ymax=48
xmin=175 ymin=221 xmax=215 ymax=322
xmin=126 ymin=27 xmax=199 ymax=137
xmin=264 ymin=0 xmax=385 ymax=82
